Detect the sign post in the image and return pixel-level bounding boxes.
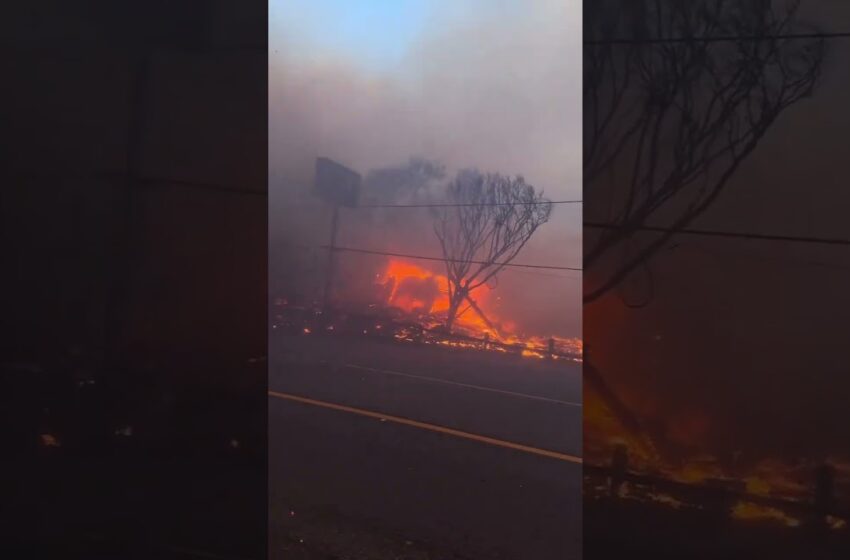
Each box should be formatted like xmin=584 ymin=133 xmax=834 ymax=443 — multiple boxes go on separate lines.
xmin=322 ymin=205 xmax=340 ymax=313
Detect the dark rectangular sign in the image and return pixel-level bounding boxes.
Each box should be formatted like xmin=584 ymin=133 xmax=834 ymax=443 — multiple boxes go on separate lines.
xmin=314 ymin=157 xmax=361 ymax=207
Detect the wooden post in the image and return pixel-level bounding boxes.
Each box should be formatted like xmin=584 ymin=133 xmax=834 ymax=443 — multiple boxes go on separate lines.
xmin=811 ymin=464 xmax=835 ymax=529
xmin=610 ymin=443 xmax=628 ymax=497
xmin=105 ymin=45 xmax=150 ymax=372
xmin=703 ymin=478 xmax=741 ymax=525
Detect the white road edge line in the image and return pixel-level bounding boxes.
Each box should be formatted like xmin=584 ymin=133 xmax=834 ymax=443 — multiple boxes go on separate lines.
xmin=342 ymin=363 xmax=582 ymax=408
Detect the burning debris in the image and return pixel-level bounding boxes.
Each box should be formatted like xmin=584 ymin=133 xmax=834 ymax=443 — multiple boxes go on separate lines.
xmin=272 ymin=257 xmax=581 ymax=363
xmin=377 ymin=258 xmax=581 ymax=357
xmin=584 ymin=385 xmax=850 ymax=531
xmin=731 ymin=502 xmax=801 ymax=528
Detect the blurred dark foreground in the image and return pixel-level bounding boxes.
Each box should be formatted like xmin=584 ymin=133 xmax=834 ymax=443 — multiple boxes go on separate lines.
xmin=2 ymin=1 xmax=268 ymax=557
xmin=0 ymin=350 xmax=266 ymax=559
xmin=585 ymin=496 xmax=850 ymax=560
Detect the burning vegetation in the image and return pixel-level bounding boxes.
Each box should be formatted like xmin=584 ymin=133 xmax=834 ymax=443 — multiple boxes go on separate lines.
xmin=275 ymin=159 xmax=580 ymax=361
xmin=584 ymin=371 xmax=850 ymax=531
xmin=379 ymin=259 xmax=580 ymax=358
xmin=272 ymin=255 xmax=580 ymax=362
xmin=274 ymin=152 xmax=583 ymax=369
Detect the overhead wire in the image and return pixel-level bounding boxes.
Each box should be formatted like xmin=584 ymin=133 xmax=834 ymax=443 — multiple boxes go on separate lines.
xmin=584 ymin=31 xmax=850 ymax=46
xmin=355 ymin=199 xmax=582 ymax=208
xmin=322 ymin=245 xmax=583 ymax=272
xmin=585 ymin=221 xmax=850 ymax=247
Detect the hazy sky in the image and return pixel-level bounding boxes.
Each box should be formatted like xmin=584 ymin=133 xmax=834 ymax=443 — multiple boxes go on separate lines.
xmin=269 ymin=0 xmax=583 ymax=338
xmin=270 ymin=0 xmax=431 ymax=70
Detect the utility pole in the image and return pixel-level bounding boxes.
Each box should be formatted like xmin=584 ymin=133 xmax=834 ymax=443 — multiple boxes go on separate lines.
xmin=313 ymin=157 xmax=361 ymax=318
xmin=105 ymin=40 xmax=150 ymax=372
xmin=322 ymin=204 xmax=340 ymax=313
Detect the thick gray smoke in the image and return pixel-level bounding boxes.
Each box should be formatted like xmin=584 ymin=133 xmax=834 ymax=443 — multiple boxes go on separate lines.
xmin=269 ymin=0 xmax=582 ymax=338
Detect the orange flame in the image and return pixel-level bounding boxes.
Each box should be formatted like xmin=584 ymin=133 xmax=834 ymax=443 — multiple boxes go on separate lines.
xmin=379 ymin=259 xmax=499 ymax=335
xmin=377 ymin=258 xmax=582 ymax=357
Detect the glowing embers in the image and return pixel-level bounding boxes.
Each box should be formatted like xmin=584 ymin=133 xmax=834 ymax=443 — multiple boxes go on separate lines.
xmin=731 ymin=502 xmax=801 ymax=527
xmin=271 ymin=260 xmax=582 ymax=362
xmin=584 ymin=387 xmax=850 ymax=530
xmin=612 ymin=482 xmax=688 ymax=510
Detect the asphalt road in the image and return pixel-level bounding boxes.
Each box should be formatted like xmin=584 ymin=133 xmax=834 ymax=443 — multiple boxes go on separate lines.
xmin=269 ymin=333 xmax=582 ymax=559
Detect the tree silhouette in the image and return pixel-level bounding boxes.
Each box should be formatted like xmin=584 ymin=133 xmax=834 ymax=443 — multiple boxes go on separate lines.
xmin=433 ymin=170 xmax=552 ymax=332
xmin=584 ymin=0 xmax=824 ymax=304
xmin=363 ymin=157 xmax=445 ymax=207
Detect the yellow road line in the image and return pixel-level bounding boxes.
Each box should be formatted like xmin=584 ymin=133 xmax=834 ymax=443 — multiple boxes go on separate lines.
xmin=343 ymin=363 xmax=582 ymax=407
xmin=268 ymin=390 xmax=582 ymax=465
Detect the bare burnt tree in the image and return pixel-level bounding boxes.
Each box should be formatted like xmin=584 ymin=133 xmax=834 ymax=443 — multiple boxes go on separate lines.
xmin=584 ymin=0 xmax=824 ymax=304
xmin=433 ymin=170 xmax=552 ymax=332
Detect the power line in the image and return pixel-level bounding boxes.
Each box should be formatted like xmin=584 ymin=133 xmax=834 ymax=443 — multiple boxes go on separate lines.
xmin=508 ymin=267 xmax=581 ymax=279
xmin=356 ymin=199 xmax=582 ymax=208
xmin=678 ymin=241 xmax=850 ymax=271
xmin=322 ymin=245 xmax=583 ymax=271
xmin=9 ymin=169 xmax=267 ymax=197
xmin=585 ymin=221 xmax=850 ymax=246
xmin=584 ymin=31 xmax=850 ymax=46
xmin=137 ymin=175 xmax=266 ymax=196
